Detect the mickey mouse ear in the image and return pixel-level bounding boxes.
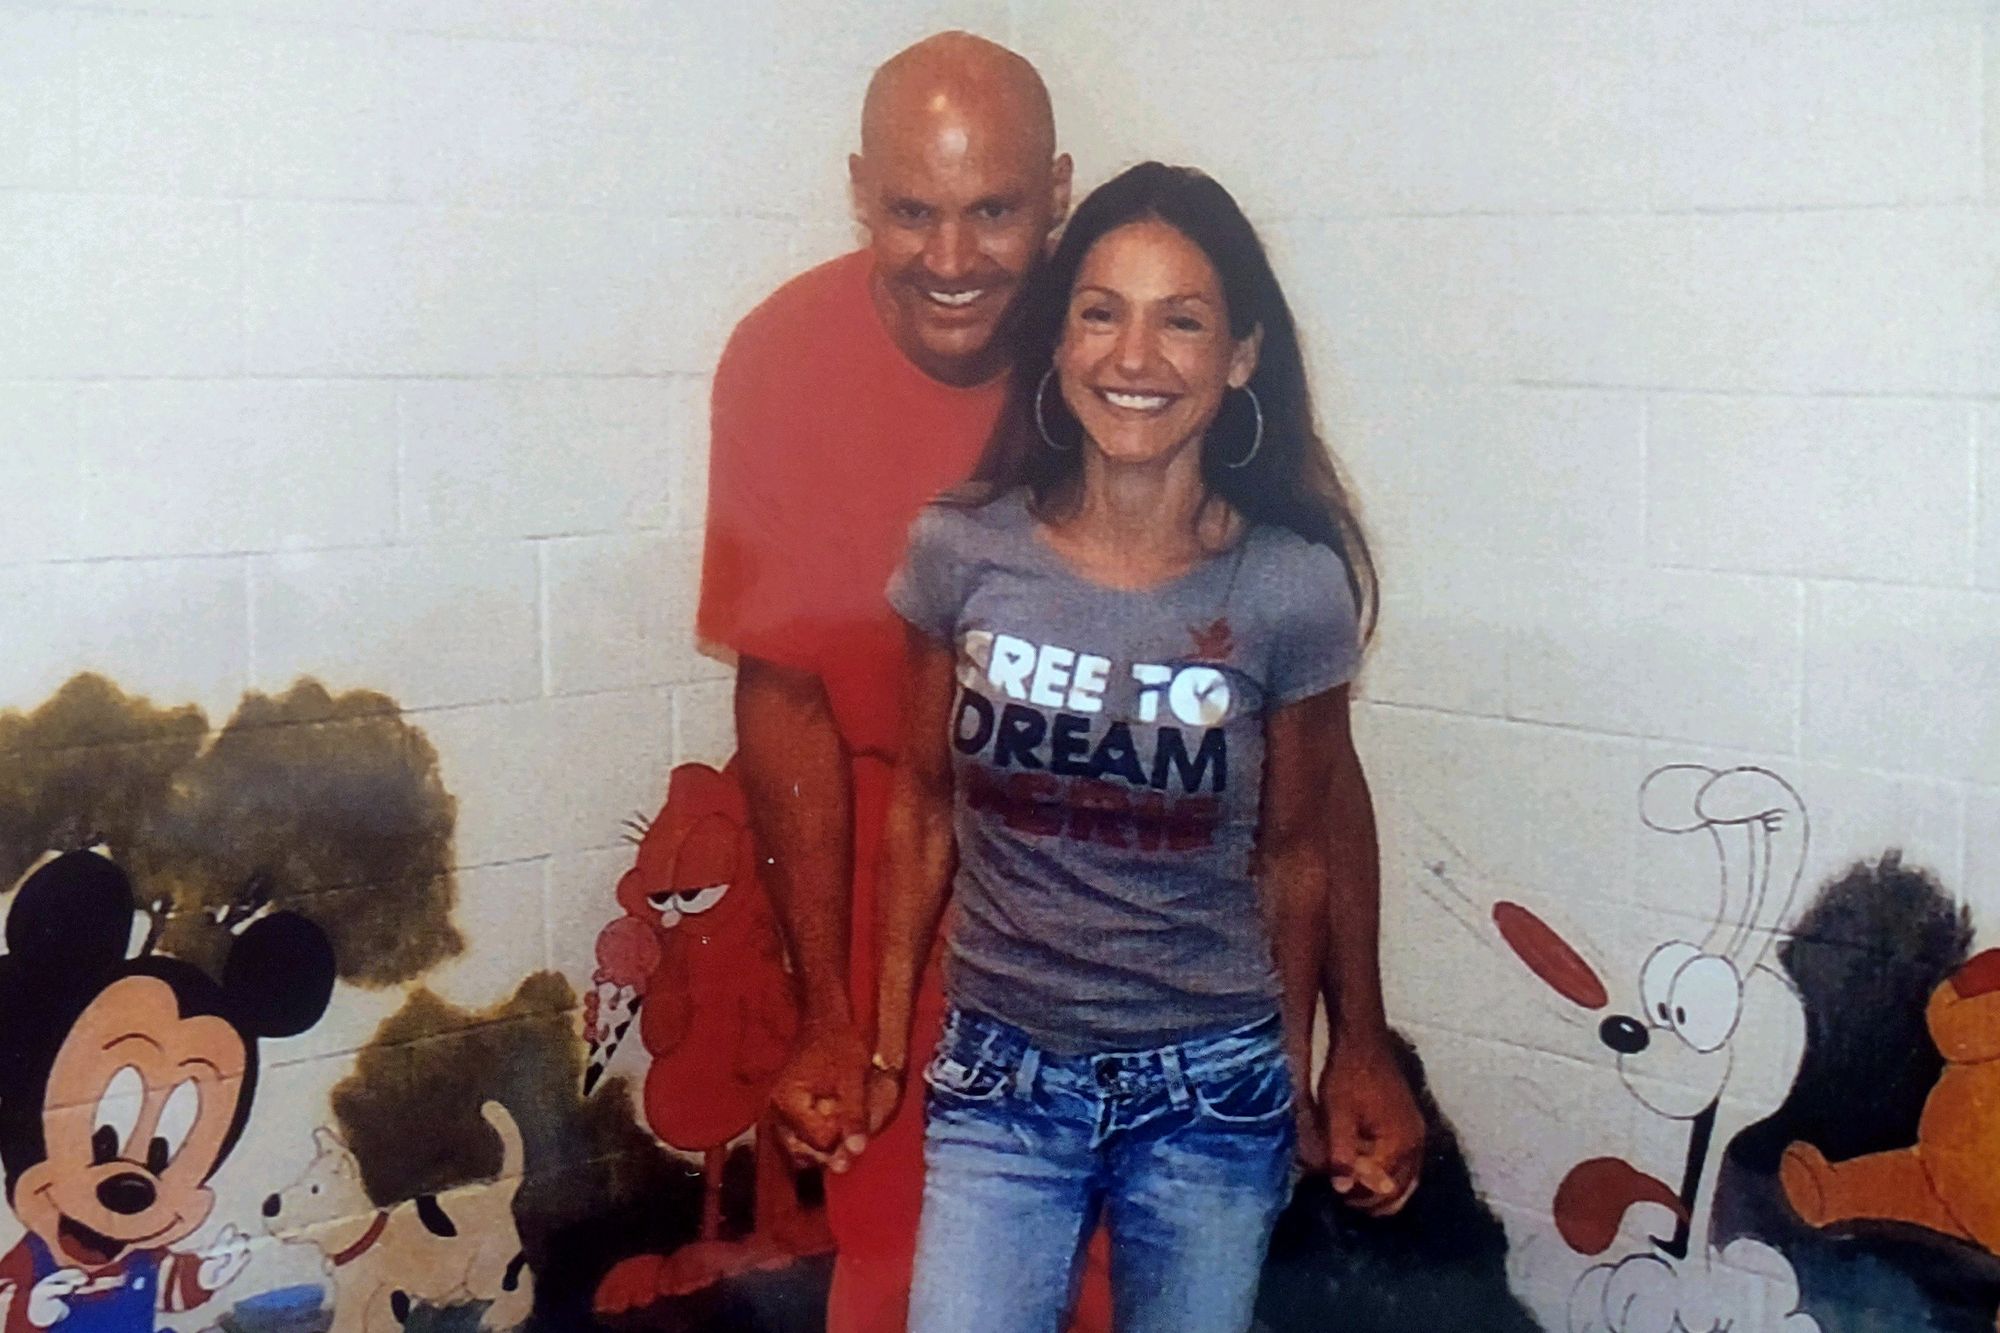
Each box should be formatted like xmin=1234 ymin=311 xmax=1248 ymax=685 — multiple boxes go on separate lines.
xmin=7 ymin=850 xmax=134 ymax=969
xmin=223 ymin=912 xmax=336 ymax=1040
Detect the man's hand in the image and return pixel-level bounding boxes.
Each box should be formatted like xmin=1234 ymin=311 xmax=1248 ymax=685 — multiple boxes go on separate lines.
xmin=1320 ymin=1028 xmax=1425 ymax=1216
xmin=769 ymin=1015 xmax=870 ymax=1174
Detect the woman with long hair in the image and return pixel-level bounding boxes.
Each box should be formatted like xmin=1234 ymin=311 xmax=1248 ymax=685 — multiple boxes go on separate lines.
xmin=865 ymin=161 xmax=1423 ymax=1332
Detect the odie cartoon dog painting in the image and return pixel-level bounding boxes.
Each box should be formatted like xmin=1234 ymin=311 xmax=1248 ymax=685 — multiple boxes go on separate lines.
xmin=1487 ymin=766 xmax=1821 ymax=1332
xmin=0 ymin=848 xmax=335 ymax=1332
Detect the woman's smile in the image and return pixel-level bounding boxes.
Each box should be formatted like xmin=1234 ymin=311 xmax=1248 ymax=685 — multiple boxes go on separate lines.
xmin=1054 ymin=218 xmax=1259 ymax=469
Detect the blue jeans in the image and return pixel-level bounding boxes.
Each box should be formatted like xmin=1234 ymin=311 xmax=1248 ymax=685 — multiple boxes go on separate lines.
xmin=908 ymin=1005 xmax=1296 ymax=1333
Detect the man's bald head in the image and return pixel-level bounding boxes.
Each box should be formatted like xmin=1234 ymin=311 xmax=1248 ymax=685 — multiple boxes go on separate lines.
xmin=860 ymin=31 xmax=1056 ymax=166
xmin=849 ymin=32 xmax=1069 ymax=387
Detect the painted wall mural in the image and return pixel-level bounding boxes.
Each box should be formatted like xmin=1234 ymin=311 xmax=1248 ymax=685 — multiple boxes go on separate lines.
xmin=4 ymin=673 xmax=1996 ymax=1331
xmin=1409 ymin=766 xmax=2000 ymax=1333
xmin=0 ymin=848 xmax=332 ymax=1333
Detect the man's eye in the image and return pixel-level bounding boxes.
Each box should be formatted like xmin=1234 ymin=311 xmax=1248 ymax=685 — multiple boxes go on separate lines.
xmin=890 ymin=202 xmax=928 ymax=223
xmin=974 ymin=202 xmax=1013 ymax=222
xmin=1167 ymin=316 xmax=1205 ymax=333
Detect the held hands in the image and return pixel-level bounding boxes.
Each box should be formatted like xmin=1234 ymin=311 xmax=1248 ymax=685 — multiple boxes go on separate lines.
xmin=1318 ymin=1028 xmax=1425 ymax=1217
xmin=769 ymin=1015 xmax=871 ymax=1175
xmin=863 ymin=1054 xmax=906 ymax=1139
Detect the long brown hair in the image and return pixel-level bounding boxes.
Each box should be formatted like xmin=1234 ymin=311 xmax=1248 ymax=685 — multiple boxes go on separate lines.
xmin=956 ymin=161 xmax=1377 ymax=638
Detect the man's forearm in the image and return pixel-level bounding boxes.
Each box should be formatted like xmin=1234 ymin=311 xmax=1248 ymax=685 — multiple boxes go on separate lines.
xmin=735 ymin=656 xmax=855 ymax=1024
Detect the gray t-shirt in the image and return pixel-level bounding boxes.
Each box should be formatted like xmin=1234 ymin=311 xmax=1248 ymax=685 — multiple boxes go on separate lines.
xmin=887 ymin=488 xmax=1360 ymax=1053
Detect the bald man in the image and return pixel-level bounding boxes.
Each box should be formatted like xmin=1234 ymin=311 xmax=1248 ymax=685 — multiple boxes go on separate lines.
xmin=692 ymin=33 xmax=1076 ymax=1333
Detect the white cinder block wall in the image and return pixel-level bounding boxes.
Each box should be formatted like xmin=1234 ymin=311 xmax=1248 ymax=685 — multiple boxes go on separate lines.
xmin=0 ymin=0 xmax=1009 ymax=1286
xmin=3 ymin=0 xmax=1995 ymax=1325
xmin=1010 ymin=0 xmax=1996 ymax=1325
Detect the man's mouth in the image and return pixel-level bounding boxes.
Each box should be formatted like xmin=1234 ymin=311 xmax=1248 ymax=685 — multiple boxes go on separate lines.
xmin=57 ymin=1215 xmax=130 ymax=1269
xmin=924 ymin=287 xmax=986 ymax=308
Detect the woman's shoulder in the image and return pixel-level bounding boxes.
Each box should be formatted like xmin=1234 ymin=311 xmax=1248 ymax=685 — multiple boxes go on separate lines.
xmin=1241 ymin=522 xmax=1351 ymax=581
xmin=1237 ymin=523 xmax=1359 ymax=628
xmin=911 ymin=485 xmax=1034 ymax=549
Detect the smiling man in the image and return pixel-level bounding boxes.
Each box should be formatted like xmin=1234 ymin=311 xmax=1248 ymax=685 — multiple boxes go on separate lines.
xmin=692 ymin=32 xmax=1072 ymax=1333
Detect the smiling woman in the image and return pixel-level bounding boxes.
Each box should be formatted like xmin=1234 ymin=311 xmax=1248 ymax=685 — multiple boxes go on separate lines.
xmin=864 ymin=163 xmax=1422 ymax=1333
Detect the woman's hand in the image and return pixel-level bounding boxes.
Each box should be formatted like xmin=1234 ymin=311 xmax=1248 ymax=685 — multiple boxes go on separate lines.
xmin=1320 ymin=1027 xmax=1425 ymax=1216
xmin=864 ymin=1058 xmax=908 ymax=1138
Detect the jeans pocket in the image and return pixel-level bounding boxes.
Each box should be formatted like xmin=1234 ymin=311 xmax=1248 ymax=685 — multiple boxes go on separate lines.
xmin=1190 ymin=1052 xmax=1295 ymax=1125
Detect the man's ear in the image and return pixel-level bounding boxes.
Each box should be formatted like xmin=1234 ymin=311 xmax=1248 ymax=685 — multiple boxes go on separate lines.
xmin=1228 ymin=324 xmax=1263 ymax=390
xmin=1048 ymin=153 xmax=1074 ymax=232
xmin=848 ymin=153 xmax=870 ymax=228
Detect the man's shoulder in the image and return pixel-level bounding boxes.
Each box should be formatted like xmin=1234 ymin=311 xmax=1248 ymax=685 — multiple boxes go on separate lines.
xmin=724 ymin=249 xmax=873 ymax=363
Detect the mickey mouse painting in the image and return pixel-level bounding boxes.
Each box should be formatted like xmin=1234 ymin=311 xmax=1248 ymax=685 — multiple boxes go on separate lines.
xmin=0 ymin=848 xmax=335 ymax=1331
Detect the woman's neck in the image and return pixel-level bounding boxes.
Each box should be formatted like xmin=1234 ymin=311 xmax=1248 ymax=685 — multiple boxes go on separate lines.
xmin=1044 ymin=448 xmax=1239 ymax=587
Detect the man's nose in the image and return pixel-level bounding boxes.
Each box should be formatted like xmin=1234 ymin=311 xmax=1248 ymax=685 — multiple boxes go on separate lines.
xmin=923 ymin=219 xmax=974 ymax=282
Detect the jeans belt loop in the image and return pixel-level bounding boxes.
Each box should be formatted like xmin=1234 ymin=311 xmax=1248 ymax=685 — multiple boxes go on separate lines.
xmin=1160 ymin=1046 xmax=1191 ymax=1108
xmin=1012 ymin=1045 xmax=1041 ymax=1100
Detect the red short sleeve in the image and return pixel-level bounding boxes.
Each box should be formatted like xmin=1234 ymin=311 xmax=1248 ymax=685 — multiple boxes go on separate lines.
xmin=696 ymin=317 xmax=823 ymax=674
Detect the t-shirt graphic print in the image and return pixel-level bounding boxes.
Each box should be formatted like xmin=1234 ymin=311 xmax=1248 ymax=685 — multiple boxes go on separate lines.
xmin=888 ymin=489 xmax=1360 ymax=1053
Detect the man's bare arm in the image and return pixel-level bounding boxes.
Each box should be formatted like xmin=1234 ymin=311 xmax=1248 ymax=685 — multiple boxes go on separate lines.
xmin=735 ymin=654 xmax=868 ymax=1165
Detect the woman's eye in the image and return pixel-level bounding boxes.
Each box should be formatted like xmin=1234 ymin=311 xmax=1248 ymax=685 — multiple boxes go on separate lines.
xmin=1077 ymin=306 xmax=1113 ymax=325
xmin=1166 ymin=315 xmax=1205 ymax=333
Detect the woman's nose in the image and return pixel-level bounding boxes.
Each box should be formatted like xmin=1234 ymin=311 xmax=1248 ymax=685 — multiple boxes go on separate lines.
xmin=1111 ymin=319 xmax=1154 ymax=375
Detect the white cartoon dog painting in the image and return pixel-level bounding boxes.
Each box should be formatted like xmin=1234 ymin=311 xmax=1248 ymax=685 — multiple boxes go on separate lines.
xmin=1417 ymin=765 xmax=1824 ymax=1333
xmin=259 ymin=1101 xmax=532 ymax=1333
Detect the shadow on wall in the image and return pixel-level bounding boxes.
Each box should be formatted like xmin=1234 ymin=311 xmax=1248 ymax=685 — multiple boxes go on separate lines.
xmin=1723 ymin=854 xmax=2000 ymax=1333
xmin=0 ymin=673 xmax=462 ymax=986
xmin=323 ymin=974 xmax=720 ymax=1332
xmin=1255 ymin=1033 xmax=1541 ymax=1333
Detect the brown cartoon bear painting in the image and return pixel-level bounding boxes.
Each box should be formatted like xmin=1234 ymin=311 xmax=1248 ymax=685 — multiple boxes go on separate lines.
xmin=1783 ymin=947 xmax=2000 ymax=1325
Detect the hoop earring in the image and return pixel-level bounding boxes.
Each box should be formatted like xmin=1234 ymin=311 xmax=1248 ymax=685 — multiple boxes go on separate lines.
xmin=1034 ymin=368 xmax=1069 ymax=452
xmin=1223 ymin=384 xmax=1263 ymax=469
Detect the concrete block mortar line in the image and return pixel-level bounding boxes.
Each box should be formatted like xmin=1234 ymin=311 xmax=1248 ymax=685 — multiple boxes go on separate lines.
xmin=234 ymin=198 xmax=249 ymax=374
xmin=1969 ymin=402 xmax=1983 ymax=589
xmin=1513 ymin=379 xmax=1996 ymax=404
xmin=0 ymin=371 xmax=698 ymax=384
xmin=392 ymin=383 xmax=408 ymax=542
xmin=536 ymin=539 xmax=552 ymax=697
xmin=1644 ymin=556 xmax=1987 ymax=592
xmin=1266 ymin=200 xmax=1986 ymax=224
xmin=1637 ymin=392 xmax=1652 ymax=568
xmin=244 ymin=551 xmax=258 ymax=687
xmin=1980 ymin=9 xmax=1990 ymax=205
xmin=1796 ymin=579 xmax=1820 ymax=771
